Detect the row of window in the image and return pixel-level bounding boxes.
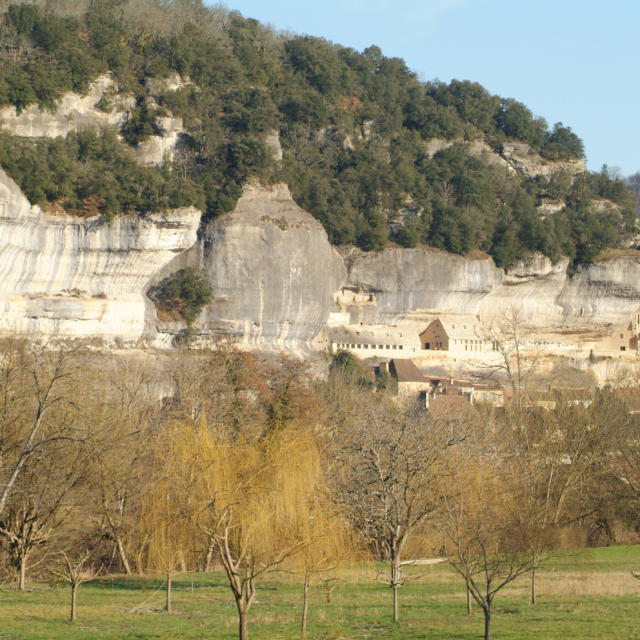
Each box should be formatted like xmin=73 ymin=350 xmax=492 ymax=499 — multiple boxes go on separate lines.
xmin=334 ymin=342 xmax=404 ymax=351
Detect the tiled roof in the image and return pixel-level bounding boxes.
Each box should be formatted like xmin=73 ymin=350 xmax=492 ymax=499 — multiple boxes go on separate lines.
xmin=330 ymin=327 xmax=421 ymax=348
xmin=389 ymin=358 xmax=426 ymax=382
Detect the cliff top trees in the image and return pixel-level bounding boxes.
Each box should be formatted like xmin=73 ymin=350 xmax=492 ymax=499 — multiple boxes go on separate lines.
xmin=0 ymin=1 xmax=633 ymax=262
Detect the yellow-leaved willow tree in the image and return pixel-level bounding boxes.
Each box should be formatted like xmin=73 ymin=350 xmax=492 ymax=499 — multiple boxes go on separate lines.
xmin=143 ymin=415 xmax=341 ymax=640
xmin=137 ymin=421 xmax=203 ymax=614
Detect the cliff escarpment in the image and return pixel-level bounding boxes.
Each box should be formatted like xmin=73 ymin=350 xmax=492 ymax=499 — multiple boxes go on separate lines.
xmin=1 ymin=168 xmax=640 ymax=350
xmin=0 ymin=168 xmax=200 ymax=342
xmin=0 ymin=1 xmax=637 ymax=354
xmin=198 ymin=183 xmax=346 ymax=350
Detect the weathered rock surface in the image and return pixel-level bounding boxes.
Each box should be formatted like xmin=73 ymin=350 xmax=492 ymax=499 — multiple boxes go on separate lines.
xmin=199 ymin=183 xmax=346 ymax=350
xmin=341 ymin=247 xmax=502 ymax=324
xmin=502 ymin=141 xmax=586 ymax=178
xmin=423 ymin=137 xmax=586 ymax=178
xmin=558 ymin=257 xmax=640 ymax=326
xmin=1 ymin=163 xmax=640 ymax=350
xmin=339 ymin=246 xmax=640 ymax=334
xmin=0 ymin=75 xmax=133 ymax=138
xmin=0 ymin=167 xmax=200 ymax=342
xmin=0 ymin=73 xmax=184 ymax=166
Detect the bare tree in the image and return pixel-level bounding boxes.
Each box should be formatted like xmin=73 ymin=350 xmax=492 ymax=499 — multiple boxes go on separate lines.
xmin=191 ymin=423 xmax=325 ymax=640
xmin=51 ymin=551 xmax=101 ymax=622
xmin=0 ymin=460 xmax=82 ymax=590
xmin=439 ymin=455 xmax=537 ymax=640
xmin=333 ymin=398 xmax=465 ymax=623
xmin=0 ymin=341 xmax=76 ymax=519
xmin=479 ymin=307 xmax=538 ymax=407
xmin=84 ymin=357 xmax=162 ymax=574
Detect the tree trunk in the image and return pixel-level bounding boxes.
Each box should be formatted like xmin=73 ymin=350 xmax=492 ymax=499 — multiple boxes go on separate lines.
xmin=115 ymin=535 xmax=132 ymax=575
xmin=466 ymin=585 xmax=472 ymax=615
xmin=390 ymin=551 xmax=401 ymax=623
xmin=301 ymin=573 xmax=310 ymax=640
xmin=392 ymin=580 xmax=399 ymax=623
xmin=18 ymin=554 xmax=26 ymax=591
xmin=70 ymin=583 xmax=78 ymax=622
xmin=325 ymin=585 xmax=334 ymax=603
xmin=238 ymin=605 xmax=249 ymax=640
xmin=204 ymin=536 xmax=216 ymax=572
xmin=483 ymin=605 xmax=491 ymax=640
xmin=530 ymin=566 xmax=536 ymax=606
xmin=165 ymin=572 xmax=173 ymax=614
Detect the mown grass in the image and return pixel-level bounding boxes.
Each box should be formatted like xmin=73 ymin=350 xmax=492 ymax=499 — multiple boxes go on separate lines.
xmin=2 ymin=546 xmax=640 ymax=639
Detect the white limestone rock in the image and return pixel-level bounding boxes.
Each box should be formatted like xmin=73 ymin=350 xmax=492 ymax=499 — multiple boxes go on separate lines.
xmin=501 ymin=141 xmax=586 ymax=178
xmin=200 ymin=183 xmax=346 ymax=351
xmin=0 ymin=73 xmax=185 ymax=167
xmin=342 ymin=247 xmax=503 ymax=325
xmin=0 ymin=74 xmax=134 ymax=138
xmin=0 ymin=167 xmax=200 ymax=343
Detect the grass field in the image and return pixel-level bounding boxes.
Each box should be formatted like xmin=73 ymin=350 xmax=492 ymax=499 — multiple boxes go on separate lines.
xmin=2 ymin=546 xmax=640 ymax=639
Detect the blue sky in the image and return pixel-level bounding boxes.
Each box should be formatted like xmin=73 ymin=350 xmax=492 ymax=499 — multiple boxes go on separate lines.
xmin=215 ymin=0 xmax=640 ymax=176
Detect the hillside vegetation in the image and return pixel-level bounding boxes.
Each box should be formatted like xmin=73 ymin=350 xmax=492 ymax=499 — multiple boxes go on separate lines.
xmin=0 ymin=0 xmax=635 ymax=266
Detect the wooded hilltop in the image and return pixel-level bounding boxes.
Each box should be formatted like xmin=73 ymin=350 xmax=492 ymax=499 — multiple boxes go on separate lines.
xmin=0 ymin=0 xmax=635 ymax=267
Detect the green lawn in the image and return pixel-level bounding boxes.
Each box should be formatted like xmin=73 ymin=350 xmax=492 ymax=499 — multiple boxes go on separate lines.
xmin=2 ymin=546 xmax=640 ymax=639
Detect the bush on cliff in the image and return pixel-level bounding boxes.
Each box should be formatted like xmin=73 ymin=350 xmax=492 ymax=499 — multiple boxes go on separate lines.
xmin=150 ymin=267 xmax=212 ymax=326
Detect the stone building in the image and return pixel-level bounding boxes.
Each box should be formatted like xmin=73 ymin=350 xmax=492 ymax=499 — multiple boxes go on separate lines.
xmin=385 ymin=358 xmax=431 ymax=398
xmin=599 ymin=312 xmax=640 ymax=354
xmin=330 ymin=326 xmax=421 ymax=358
xmin=419 ymin=319 xmax=495 ymax=354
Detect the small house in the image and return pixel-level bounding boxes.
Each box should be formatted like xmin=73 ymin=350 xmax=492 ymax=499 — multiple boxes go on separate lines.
xmin=600 ymin=315 xmax=640 ymax=354
xmin=419 ymin=319 xmax=495 ymax=354
xmin=387 ymin=358 xmax=431 ymax=398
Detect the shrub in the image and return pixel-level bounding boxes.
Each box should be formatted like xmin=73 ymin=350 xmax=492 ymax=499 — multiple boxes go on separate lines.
xmin=150 ymin=268 xmax=212 ymax=325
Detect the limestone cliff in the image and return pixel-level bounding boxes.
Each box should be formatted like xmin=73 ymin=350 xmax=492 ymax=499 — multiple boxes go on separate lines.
xmin=197 ymin=183 xmax=346 ymax=350
xmin=0 ymin=75 xmax=132 ymax=138
xmin=1 ymin=168 xmax=640 ymax=351
xmin=0 ymin=73 xmax=184 ymax=166
xmin=341 ymin=247 xmax=502 ymax=324
xmin=423 ymin=137 xmax=586 ymax=178
xmin=0 ymin=168 xmax=200 ymax=343
xmin=340 ymin=247 xmax=640 ymax=335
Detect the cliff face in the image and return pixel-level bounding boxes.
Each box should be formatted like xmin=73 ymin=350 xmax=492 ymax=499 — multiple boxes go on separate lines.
xmin=342 ymin=248 xmax=503 ymax=324
xmin=0 ymin=168 xmax=200 ymax=342
xmin=198 ymin=183 xmax=346 ymax=350
xmin=558 ymin=258 xmax=640 ymax=325
xmin=1 ymin=168 xmax=640 ymax=349
xmin=339 ymin=248 xmax=640 ymax=333
xmin=0 ymin=75 xmax=131 ymax=138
